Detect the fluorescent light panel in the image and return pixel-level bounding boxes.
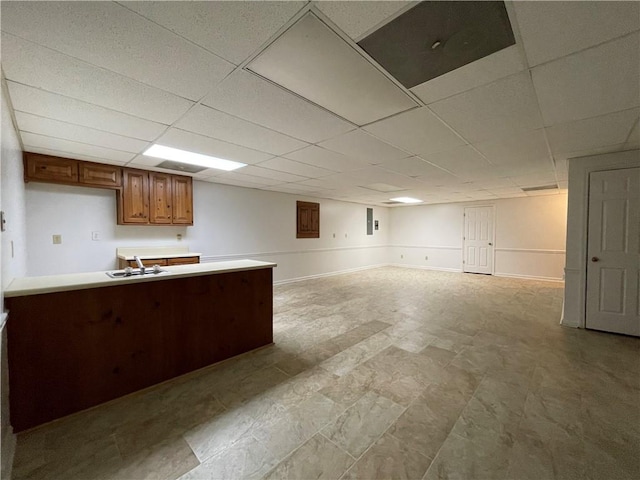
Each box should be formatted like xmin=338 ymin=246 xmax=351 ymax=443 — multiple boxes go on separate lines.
xmin=390 ymin=196 xmax=423 ymax=204
xmin=143 ymin=144 xmax=246 ymax=171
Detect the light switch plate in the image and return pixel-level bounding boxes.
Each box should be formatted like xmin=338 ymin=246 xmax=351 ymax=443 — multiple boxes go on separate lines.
xmin=52 ymin=234 xmax=62 ymax=244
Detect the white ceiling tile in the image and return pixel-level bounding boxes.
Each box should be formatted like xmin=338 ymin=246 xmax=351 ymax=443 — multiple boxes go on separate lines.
xmin=513 ymin=1 xmax=640 ymax=67
xmin=7 ymin=82 xmax=167 ymax=141
xmin=627 ymin=118 xmax=640 ymax=147
xmin=532 ymin=33 xmax=640 ymax=127
xmin=315 ymin=1 xmax=416 ymax=40
xmin=121 ymin=1 xmax=305 ymax=65
xmin=236 ymin=165 xmax=308 ymax=183
xmin=325 ymin=186 xmax=382 ymax=198
xmin=349 ymin=166 xmax=424 ymax=189
xmin=411 ymin=46 xmax=527 ymax=104
xmin=2 ymin=1 xmax=234 ymax=101
xmin=215 ymin=172 xmax=283 ymax=187
xmin=474 ymin=128 xmax=552 ymax=168
xmin=202 ymin=70 xmax=354 ymax=143
xmin=175 ymin=105 xmax=308 ymax=156
xmin=555 ymin=143 xmax=633 ymax=162
xmin=525 ymin=189 xmax=561 ymax=197
xmin=545 ymin=108 xmax=640 ymax=158
xmin=284 ymin=145 xmax=369 ymax=172
xmin=265 ymin=183 xmax=327 ymax=194
xmin=155 ymin=129 xmax=273 ymax=165
xmin=378 ymin=157 xmax=458 ymax=182
xmin=246 ymin=12 xmax=417 ymax=126
xmin=1 ymin=34 xmax=193 ymax=124
xmin=487 ymin=186 xmax=527 ymax=196
xmin=429 ymin=72 xmax=543 ymax=143
xmin=22 ymin=132 xmax=135 ymax=163
xmin=15 ymin=111 xmax=150 ymax=154
xmin=467 ymin=178 xmax=517 ymax=190
xmin=508 ymin=172 xmax=559 ymax=188
xmin=318 ymin=129 xmax=410 ymax=164
xmin=257 ymin=157 xmax=334 ymax=179
xmin=363 ymin=107 xmax=466 ymax=155
xmin=202 ymin=176 xmax=264 ymax=189
xmin=298 ymin=173 xmax=363 ymax=189
xmin=23 ymin=147 xmax=127 ymax=166
xmin=422 ymin=146 xmax=500 ymax=181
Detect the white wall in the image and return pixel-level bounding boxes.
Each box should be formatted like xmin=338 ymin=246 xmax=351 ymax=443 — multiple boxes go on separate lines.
xmin=25 ymin=181 xmax=389 ymax=283
xmin=563 ymin=149 xmax=640 ymax=327
xmin=1 ymin=78 xmax=25 ymax=480
xmin=389 ymin=194 xmax=568 ymax=280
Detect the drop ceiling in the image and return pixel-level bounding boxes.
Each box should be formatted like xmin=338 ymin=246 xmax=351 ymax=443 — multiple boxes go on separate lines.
xmin=1 ymin=1 xmax=639 ymax=207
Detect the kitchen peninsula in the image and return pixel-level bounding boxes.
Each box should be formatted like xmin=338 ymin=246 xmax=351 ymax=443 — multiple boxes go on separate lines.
xmin=5 ymin=259 xmax=276 ymax=432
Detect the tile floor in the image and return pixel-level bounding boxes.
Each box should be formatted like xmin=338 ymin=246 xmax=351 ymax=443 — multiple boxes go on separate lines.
xmin=11 ymin=267 xmax=640 ymax=480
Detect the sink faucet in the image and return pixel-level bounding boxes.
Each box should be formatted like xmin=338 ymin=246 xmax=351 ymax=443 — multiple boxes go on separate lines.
xmin=133 ymin=256 xmax=146 ymax=274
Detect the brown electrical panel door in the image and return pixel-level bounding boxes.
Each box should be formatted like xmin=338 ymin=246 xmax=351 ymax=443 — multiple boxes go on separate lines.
xmin=24 ymin=153 xmax=78 ymax=184
xmin=119 ymin=169 xmax=149 ymax=224
xmin=172 ymin=176 xmax=193 ymax=225
xmin=297 ymin=201 xmax=320 ymax=238
xmin=149 ymin=172 xmax=172 ymax=224
xmin=79 ymin=162 xmax=121 ymax=188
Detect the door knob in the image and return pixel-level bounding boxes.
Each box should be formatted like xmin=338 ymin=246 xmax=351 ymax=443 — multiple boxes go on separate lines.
xmin=591 ymin=257 xmax=599 ymax=262
xmin=488 ymin=242 xmax=493 ymax=246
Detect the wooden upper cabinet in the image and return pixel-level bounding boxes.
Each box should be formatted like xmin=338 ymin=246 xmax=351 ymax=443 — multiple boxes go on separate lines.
xmin=119 ymin=168 xmax=150 ymax=224
xmin=149 ymin=172 xmax=172 ymax=224
xmin=297 ymin=201 xmax=320 ymax=238
xmin=22 ymin=152 xmax=194 ymax=226
xmin=171 ymin=176 xmax=193 ymax=225
xmin=79 ymin=162 xmax=121 ymax=188
xmin=118 ymin=169 xmax=193 ymax=226
xmin=24 ymin=153 xmax=78 ymax=184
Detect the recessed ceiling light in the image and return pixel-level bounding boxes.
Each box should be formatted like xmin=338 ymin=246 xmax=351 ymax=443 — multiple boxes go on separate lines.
xmin=390 ymin=196 xmax=423 ymax=204
xmin=143 ymin=144 xmax=246 ymax=172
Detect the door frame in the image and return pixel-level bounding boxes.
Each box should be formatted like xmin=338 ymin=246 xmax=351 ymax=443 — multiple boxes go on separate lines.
xmin=462 ymin=204 xmax=496 ymax=275
xmin=562 ymin=149 xmax=640 ymax=329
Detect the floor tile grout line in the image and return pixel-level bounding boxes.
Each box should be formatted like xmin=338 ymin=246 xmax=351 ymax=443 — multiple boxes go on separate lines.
xmin=419 ymin=372 xmax=486 ymax=480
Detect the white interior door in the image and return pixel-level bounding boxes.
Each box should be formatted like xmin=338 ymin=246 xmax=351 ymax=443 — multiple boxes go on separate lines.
xmin=586 ymin=167 xmax=640 ymax=336
xmin=463 ymin=206 xmax=494 ymax=274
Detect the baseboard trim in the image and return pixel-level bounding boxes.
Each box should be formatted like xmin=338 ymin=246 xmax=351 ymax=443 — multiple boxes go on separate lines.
xmin=494 ymin=272 xmax=565 ymax=282
xmin=273 ymin=263 xmax=389 ymax=285
xmin=388 ymin=263 xmax=463 ymax=273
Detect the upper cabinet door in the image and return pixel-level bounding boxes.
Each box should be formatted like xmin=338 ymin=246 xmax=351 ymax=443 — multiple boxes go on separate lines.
xmin=79 ymin=162 xmax=121 ymax=188
xmin=25 ymin=152 xmax=78 ymax=184
xmin=120 ymin=169 xmax=149 ymax=224
xmin=171 ymin=176 xmax=193 ymax=225
xmin=149 ymin=172 xmax=173 ymax=224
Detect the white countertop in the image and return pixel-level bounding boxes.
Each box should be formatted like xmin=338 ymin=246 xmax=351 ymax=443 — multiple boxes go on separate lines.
xmin=4 ymin=260 xmax=277 ymax=298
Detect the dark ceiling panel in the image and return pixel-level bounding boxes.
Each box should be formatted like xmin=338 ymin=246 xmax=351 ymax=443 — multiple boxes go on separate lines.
xmin=358 ymin=1 xmax=515 ymax=89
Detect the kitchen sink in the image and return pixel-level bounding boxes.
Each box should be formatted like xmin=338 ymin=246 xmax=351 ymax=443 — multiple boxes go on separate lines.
xmin=106 ymin=268 xmax=169 ymax=278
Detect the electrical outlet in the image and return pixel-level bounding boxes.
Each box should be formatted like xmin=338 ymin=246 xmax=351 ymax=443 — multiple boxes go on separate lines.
xmin=425 ymin=256 xmax=428 ymax=261
xmin=91 ymin=231 xmax=100 ymax=241
xmin=177 ymin=233 xmax=182 ymax=241
xmin=333 ymin=233 xmax=335 ymax=238
xmin=400 ymin=254 xmax=403 ymax=259
xmin=52 ymin=234 xmax=62 ymax=245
